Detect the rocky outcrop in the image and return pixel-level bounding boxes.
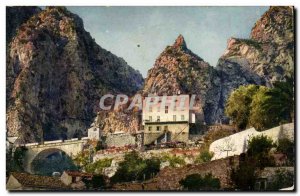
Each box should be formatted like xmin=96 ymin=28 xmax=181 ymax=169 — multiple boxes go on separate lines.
xmin=7 ymin=6 xmax=294 ymax=141
xmin=214 ymin=6 xmax=294 ymax=122
xmin=6 ymin=7 xmax=144 ymax=142
xmin=6 ymin=6 xmax=42 ymax=45
xmin=95 ymin=35 xmax=222 ymax=134
xmin=97 ymin=7 xmax=294 ymax=132
xmin=143 ymin=35 xmax=221 ymax=124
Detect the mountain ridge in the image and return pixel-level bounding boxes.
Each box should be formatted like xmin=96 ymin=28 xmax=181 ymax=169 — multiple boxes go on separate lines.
xmin=6 ymin=6 xmax=144 ymax=142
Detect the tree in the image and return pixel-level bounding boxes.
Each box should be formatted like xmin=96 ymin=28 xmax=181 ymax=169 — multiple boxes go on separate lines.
xmin=231 ymin=157 xmax=258 ymax=190
xmin=276 ymin=138 xmax=294 ymax=165
xmin=262 ymin=78 xmax=294 ymax=124
xmin=225 ymin=85 xmax=260 ymax=130
xmin=226 ymin=79 xmax=294 ymax=131
xmin=249 ymin=86 xmax=275 ymax=131
xmin=92 ymin=175 xmax=106 ymax=189
xmin=231 ymin=135 xmax=276 ymax=190
xmin=111 ymin=151 xmax=160 ymax=183
xmin=84 ymin=175 xmax=106 ymax=190
xmin=12 ymin=146 xmax=28 ymax=172
xmin=247 ymin=135 xmax=275 ymax=168
xmin=180 ymin=173 xmax=220 ymax=191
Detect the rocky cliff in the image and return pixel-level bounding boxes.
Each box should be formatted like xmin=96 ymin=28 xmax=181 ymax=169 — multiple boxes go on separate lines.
xmin=7 ymin=6 xmax=294 ymax=141
xmin=215 ymin=6 xmax=294 ymax=122
xmin=6 ymin=7 xmax=144 ymax=142
xmin=95 ymin=35 xmax=221 ymax=134
xmin=96 ymin=6 xmax=294 ymax=134
xmin=143 ymin=35 xmax=221 ymax=124
xmin=6 ymin=6 xmax=42 ymax=45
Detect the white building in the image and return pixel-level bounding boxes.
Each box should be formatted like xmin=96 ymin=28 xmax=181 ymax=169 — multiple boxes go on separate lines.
xmin=87 ymin=126 xmax=101 ymax=141
xmin=142 ymin=95 xmax=195 ymax=145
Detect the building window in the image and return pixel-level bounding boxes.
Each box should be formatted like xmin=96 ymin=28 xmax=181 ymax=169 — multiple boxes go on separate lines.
xmin=148 ymin=126 xmax=152 ymax=131
xmin=156 ymin=126 xmax=160 ymax=131
xmin=173 ymin=115 xmax=176 ymax=121
xmin=157 ymin=116 xmax=160 ymax=122
xmin=165 ymin=106 xmax=168 ymax=113
xmin=181 ymin=115 xmax=185 ymax=121
xmin=149 ymin=116 xmax=152 ymax=122
xmin=164 ymin=126 xmax=168 ymax=131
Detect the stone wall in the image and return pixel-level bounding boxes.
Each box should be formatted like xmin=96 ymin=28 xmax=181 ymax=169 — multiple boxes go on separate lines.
xmin=113 ymin=156 xmax=240 ymax=190
xmin=102 ymin=133 xmax=137 ymax=148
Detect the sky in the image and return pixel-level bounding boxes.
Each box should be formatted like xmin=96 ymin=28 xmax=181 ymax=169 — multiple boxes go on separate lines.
xmin=67 ymin=6 xmax=269 ymax=77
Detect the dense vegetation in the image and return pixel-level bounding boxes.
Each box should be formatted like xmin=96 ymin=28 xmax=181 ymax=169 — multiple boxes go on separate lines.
xmin=225 ymin=79 xmax=293 ymax=131
xmin=231 ymin=135 xmax=276 ymax=190
xmin=84 ymin=175 xmax=107 ymax=190
xmin=6 ymin=146 xmax=28 ymax=174
xmin=160 ymin=153 xmax=185 ymax=167
xmin=111 ymin=151 xmax=160 ymax=183
xmin=180 ymin=173 xmax=220 ymax=191
xmin=267 ymin=169 xmax=294 ymax=190
xmin=85 ymin=158 xmax=112 ymax=174
xmin=276 ymin=138 xmax=295 ymax=166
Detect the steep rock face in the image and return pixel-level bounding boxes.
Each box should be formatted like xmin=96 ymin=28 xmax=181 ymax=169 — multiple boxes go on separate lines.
xmin=95 ymin=35 xmax=222 ymax=134
xmin=94 ymin=105 xmax=141 ymax=135
xmin=143 ymin=35 xmax=221 ymax=124
xmin=6 ymin=6 xmax=42 ymax=44
xmin=215 ymin=6 xmax=294 ymax=122
xmin=6 ymin=7 xmax=144 ymax=142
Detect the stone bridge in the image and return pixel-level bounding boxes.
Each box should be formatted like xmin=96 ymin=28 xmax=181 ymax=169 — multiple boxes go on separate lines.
xmin=20 ymin=138 xmax=88 ymax=173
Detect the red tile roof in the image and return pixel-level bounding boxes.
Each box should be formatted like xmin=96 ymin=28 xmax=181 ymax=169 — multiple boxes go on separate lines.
xmin=10 ymin=172 xmax=69 ymax=190
xmin=64 ymin=171 xmax=93 ymax=178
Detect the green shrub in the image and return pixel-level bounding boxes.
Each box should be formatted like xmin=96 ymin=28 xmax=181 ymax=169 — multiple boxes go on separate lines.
xmin=95 ymin=141 xmax=103 ymax=151
xmin=247 ymin=135 xmax=275 ymax=168
xmin=247 ymin=135 xmax=275 ymax=156
xmin=276 ymin=138 xmax=294 ymax=165
xmin=83 ymin=174 xmax=106 ymax=190
xmin=225 ymin=85 xmax=260 ymax=130
xmin=13 ymin=146 xmax=28 ymax=171
xmin=231 ymin=157 xmax=258 ymax=190
xmin=180 ymin=173 xmax=220 ymax=191
xmin=111 ymin=151 xmax=160 ymax=183
xmin=161 ymin=154 xmax=185 ymax=167
xmin=195 ymin=150 xmax=214 ymax=163
xmin=225 ymin=79 xmax=294 ymax=131
xmin=85 ymin=158 xmax=112 ymax=174
xmin=267 ymin=170 xmax=294 ymax=190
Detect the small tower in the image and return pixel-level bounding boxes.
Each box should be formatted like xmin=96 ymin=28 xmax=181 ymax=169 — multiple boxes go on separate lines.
xmin=87 ymin=124 xmax=102 ymax=141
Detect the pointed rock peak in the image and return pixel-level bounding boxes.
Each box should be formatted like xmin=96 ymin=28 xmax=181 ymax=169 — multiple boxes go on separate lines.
xmin=45 ymin=6 xmax=71 ymax=16
xmin=173 ymin=34 xmax=187 ymax=49
xmin=46 ymin=6 xmax=68 ymax=12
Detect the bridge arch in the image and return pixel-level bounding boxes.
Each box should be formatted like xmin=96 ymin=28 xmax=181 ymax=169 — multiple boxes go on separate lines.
xmin=23 ymin=139 xmax=86 ymax=173
xmin=30 ymin=148 xmax=76 ymax=175
xmin=34 ymin=148 xmax=66 ymax=159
